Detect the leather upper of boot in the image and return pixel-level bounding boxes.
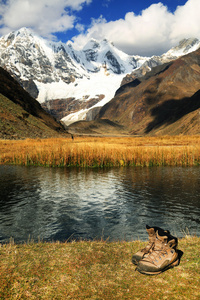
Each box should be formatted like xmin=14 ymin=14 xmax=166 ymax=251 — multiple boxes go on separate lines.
xmin=132 ymin=225 xmax=170 ymax=265
xmin=137 ymin=230 xmax=178 ymax=273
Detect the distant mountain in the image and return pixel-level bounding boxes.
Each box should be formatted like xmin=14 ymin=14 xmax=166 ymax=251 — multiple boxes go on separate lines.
xmin=121 ymin=38 xmax=200 ymax=85
xmin=95 ymin=48 xmax=200 ymax=136
xmin=0 ymin=67 xmax=65 ymax=139
xmin=1 ymin=27 xmax=199 ymax=126
xmin=0 ymin=28 xmax=146 ymax=122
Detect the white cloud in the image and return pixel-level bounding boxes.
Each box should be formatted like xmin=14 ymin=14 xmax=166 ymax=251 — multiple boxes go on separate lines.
xmin=0 ymin=0 xmax=200 ymax=56
xmin=75 ymin=23 xmax=85 ymax=33
xmin=170 ymin=0 xmax=200 ymax=42
xmin=72 ymin=0 xmax=200 ymax=56
xmin=0 ymin=0 xmax=92 ymax=38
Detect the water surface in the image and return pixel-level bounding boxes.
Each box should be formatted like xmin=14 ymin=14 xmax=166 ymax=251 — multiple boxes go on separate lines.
xmin=0 ymin=165 xmax=199 ymax=243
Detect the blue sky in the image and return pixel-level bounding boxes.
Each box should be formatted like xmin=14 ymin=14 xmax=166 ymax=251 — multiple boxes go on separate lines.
xmin=57 ymin=0 xmax=187 ymax=42
xmin=0 ymin=0 xmax=199 ymax=56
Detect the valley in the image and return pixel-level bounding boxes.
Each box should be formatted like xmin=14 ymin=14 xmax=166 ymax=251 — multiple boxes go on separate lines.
xmin=0 ymin=27 xmax=200 ymax=137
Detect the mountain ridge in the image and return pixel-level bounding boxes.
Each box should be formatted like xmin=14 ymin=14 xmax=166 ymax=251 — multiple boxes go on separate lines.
xmin=1 ymin=27 xmax=200 ymax=126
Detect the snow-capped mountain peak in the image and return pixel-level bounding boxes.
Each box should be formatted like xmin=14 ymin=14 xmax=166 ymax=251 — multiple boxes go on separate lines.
xmin=5 ymin=27 xmax=33 ymax=41
xmin=82 ymin=38 xmax=101 ymax=50
xmin=0 ymin=27 xmax=146 ymax=104
xmin=161 ymin=38 xmax=200 ymax=60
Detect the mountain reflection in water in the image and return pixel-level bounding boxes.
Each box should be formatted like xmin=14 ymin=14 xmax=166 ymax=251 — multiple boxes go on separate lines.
xmin=0 ymin=165 xmax=199 ymax=243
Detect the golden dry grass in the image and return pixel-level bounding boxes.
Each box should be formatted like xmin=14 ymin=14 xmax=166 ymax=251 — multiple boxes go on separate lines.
xmin=0 ymin=135 xmax=200 ymax=167
xmin=0 ymin=236 xmax=199 ymax=299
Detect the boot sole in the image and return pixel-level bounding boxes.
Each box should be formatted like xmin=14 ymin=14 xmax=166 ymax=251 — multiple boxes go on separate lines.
xmin=136 ymin=258 xmax=180 ymax=275
xmin=132 ymin=258 xmax=139 ymax=265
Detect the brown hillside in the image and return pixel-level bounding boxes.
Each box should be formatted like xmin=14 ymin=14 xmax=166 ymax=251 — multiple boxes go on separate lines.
xmin=97 ymin=49 xmax=200 ymax=135
xmin=67 ymin=119 xmax=128 ymax=136
xmin=0 ymin=67 xmax=67 ymax=139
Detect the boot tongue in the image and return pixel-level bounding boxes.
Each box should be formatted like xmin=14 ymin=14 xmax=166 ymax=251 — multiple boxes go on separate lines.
xmin=155 ymin=230 xmax=168 ymax=248
xmin=146 ymin=225 xmax=156 ymax=237
xmin=146 ymin=225 xmax=170 ymax=236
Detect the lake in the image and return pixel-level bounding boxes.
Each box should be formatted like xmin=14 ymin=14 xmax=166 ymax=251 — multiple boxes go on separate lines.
xmin=0 ymin=165 xmax=199 ymax=243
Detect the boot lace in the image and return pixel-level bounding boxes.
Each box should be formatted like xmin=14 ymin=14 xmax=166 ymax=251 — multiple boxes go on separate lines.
xmin=141 ymin=241 xmax=155 ymax=256
xmin=143 ymin=243 xmax=172 ymax=264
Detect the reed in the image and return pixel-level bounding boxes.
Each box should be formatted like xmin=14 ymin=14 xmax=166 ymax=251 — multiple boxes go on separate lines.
xmin=0 ymin=136 xmax=200 ymax=167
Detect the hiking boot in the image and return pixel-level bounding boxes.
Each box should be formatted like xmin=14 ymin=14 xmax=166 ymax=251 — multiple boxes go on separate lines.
xmin=132 ymin=225 xmax=170 ymax=265
xmin=136 ymin=229 xmax=179 ymax=275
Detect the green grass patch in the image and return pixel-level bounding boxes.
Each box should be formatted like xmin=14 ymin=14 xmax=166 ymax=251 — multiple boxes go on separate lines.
xmin=0 ymin=236 xmax=199 ymax=299
xmin=0 ymin=94 xmax=63 ymax=139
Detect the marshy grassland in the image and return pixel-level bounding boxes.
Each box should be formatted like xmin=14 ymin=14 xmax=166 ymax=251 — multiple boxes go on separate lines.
xmin=1 ymin=135 xmax=200 ymax=299
xmin=0 ymin=236 xmax=199 ymax=299
xmin=0 ymin=135 xmax=200 ymax=167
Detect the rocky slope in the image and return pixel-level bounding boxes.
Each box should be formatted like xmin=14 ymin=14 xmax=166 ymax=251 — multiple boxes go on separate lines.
xmin=121 ymin=38 xmax=200 ymax=86
xmin=95 ymin=48 xmax=200 ymax=136
xmin=0 ymin=67 xmax=66 ymax=139
xmin=1 ymin=28 xmax=200 ymax=126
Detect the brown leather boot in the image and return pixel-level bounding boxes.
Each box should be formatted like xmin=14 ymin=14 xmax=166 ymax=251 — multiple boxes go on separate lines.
xmin=132 ymin=225 xmax=170 ymax=265
xmin=136 ymin=229 xmax=179 ymax=275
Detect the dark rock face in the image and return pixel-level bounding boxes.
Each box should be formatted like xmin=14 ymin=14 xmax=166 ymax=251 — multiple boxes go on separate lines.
xmin=84 ymin=48 xmax=98 ymax=62
xmin=105 ymin=51 xmax=124 ymax=74
xmin=20 ymin=79 xmax=39 ymax=99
